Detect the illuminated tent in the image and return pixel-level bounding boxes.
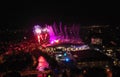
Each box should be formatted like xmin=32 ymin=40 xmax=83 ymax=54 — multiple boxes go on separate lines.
xmin=36 ymin=56 xmax=49 ymax=71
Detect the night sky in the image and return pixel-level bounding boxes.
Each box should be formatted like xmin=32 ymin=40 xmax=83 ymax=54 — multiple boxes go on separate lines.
xmin=0 ymin=1 xmax=120 ymax=29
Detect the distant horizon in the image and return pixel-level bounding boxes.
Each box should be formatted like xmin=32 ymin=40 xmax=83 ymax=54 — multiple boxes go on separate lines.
xmin=0 ymin=22 xmax=119 ymax=30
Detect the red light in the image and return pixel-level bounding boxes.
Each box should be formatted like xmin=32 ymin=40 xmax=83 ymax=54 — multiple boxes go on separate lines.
xmin=37 ymin=56 xmax=49 ymax=71
xmin=38 ymin=56 xmax=45 ymax=62
xmin=40 ymin=34 xmax=43 ymax=40
xmin=45 ymin=33 xmax=48 ymax=39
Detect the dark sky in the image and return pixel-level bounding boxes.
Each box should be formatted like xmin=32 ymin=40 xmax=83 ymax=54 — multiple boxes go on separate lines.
xmin=0 ymin=1 xmax=120 ymax=29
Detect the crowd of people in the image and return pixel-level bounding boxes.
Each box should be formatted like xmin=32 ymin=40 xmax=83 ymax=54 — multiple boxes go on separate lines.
xmin=0 ymin=29 xmax=120 ymax=77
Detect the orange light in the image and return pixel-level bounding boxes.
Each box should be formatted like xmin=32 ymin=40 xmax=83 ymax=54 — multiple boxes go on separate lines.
xmin=55 ymin=40 xmax=59 ymax=43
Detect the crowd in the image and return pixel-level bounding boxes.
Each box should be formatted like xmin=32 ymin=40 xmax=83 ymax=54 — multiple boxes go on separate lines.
xmin=0 ymin=31 xmax=120 ymax=77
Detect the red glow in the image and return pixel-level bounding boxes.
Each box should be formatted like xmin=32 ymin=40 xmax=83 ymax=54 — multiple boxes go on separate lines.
xmin=37 ymin=35 xmax=40 ymax=43
xmin=40 ymin=34 xmax=43 ymax=40
xmin=37 ymin=56 xmax=49 ymax=71
xmin=35 ymin=29 xmax=50 ymax=45
xmin=45 ymin=33 xmax=48 ymax=39
xmin=38 ymin=56 xmax=45 ymax=62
